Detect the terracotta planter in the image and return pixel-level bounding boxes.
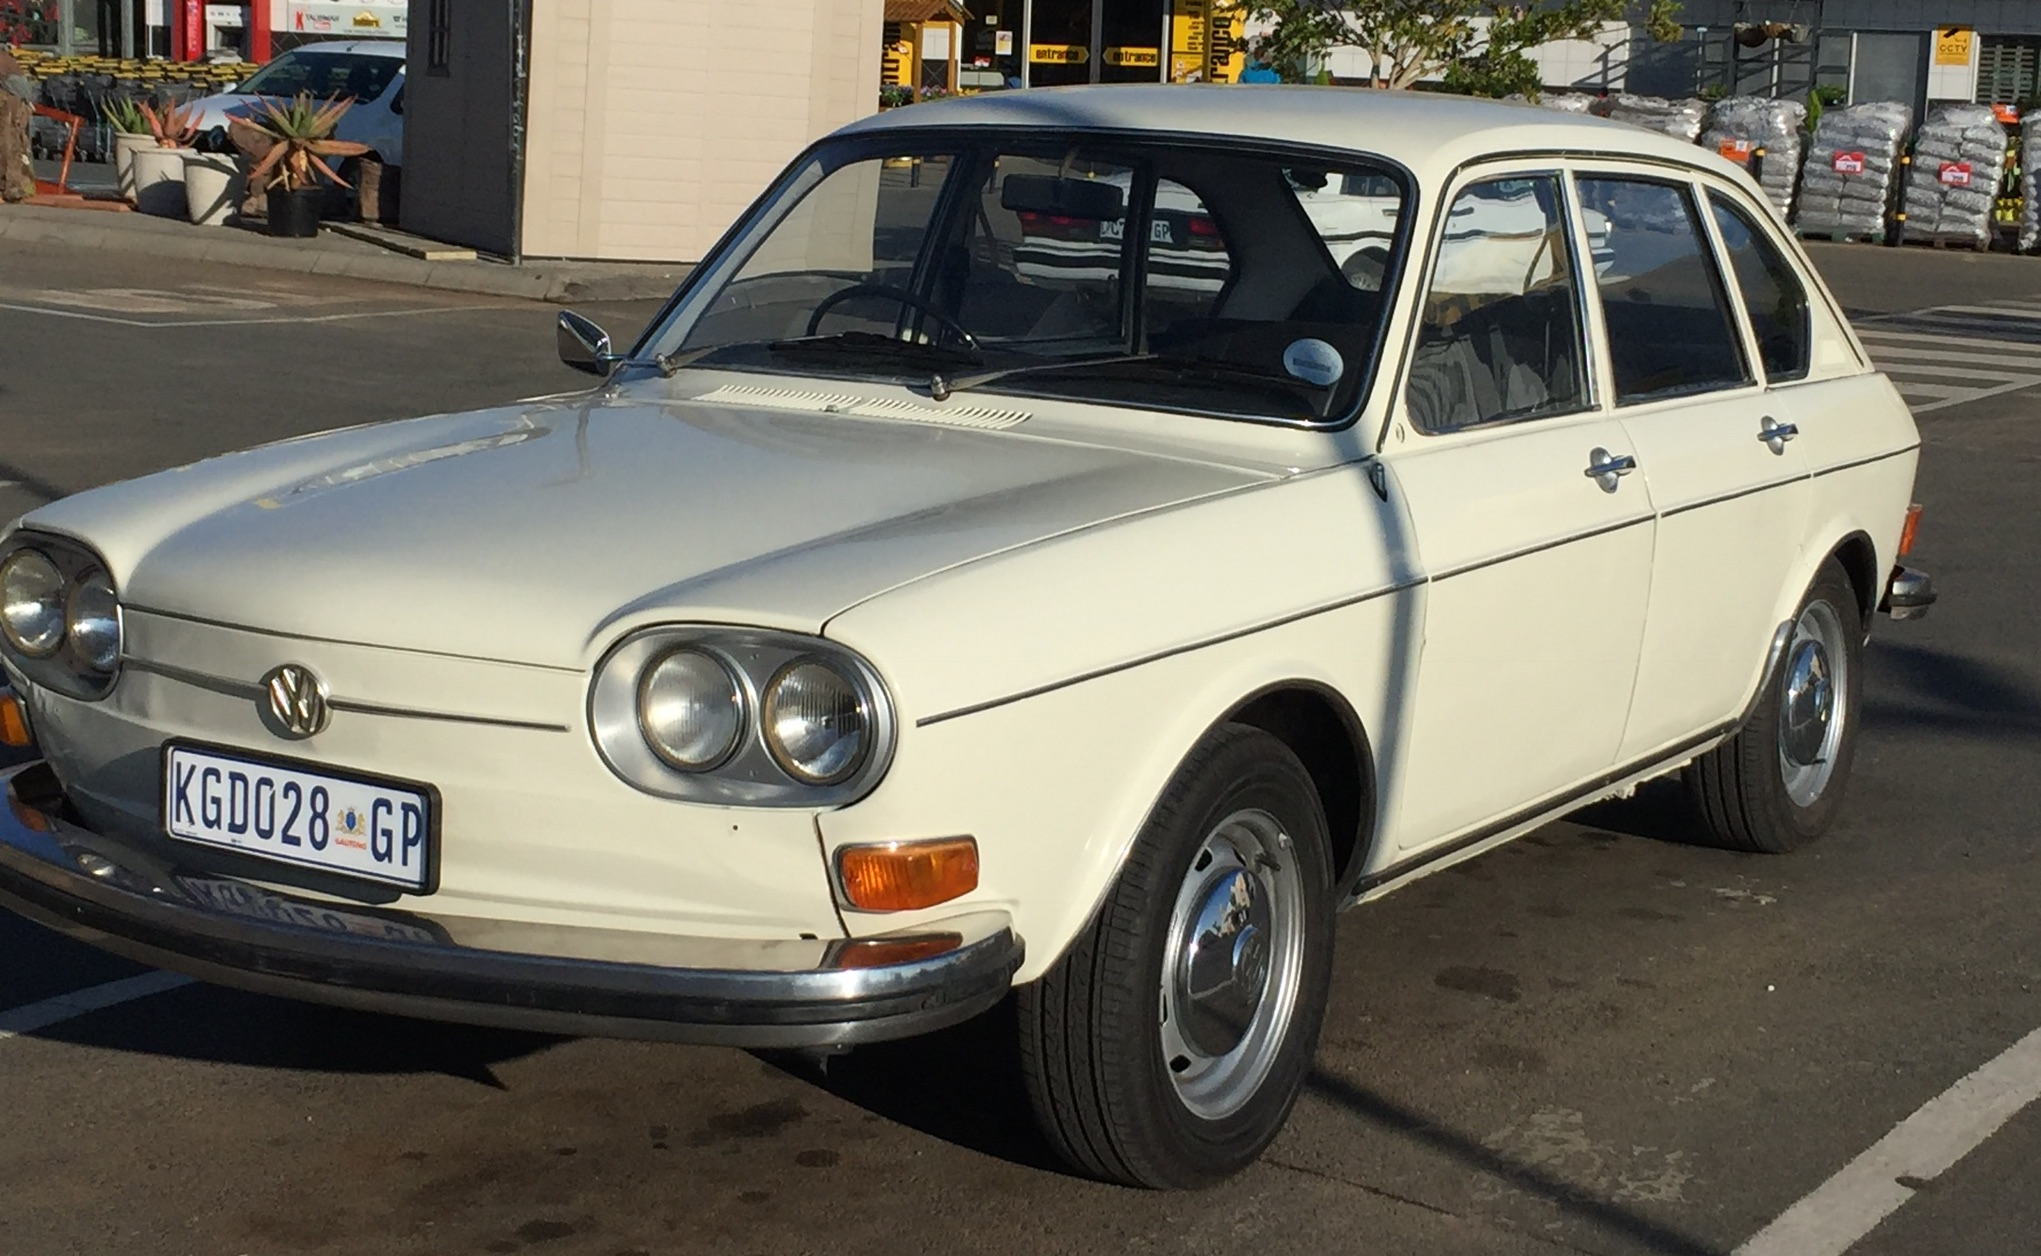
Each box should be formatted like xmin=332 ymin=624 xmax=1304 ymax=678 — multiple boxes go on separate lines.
xmin=130 ymin=146 xmax=189 ymax=217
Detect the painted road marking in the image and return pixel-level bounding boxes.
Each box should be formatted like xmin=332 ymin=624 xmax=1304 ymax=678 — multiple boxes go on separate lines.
xmin=1858 ymin=304 xmax=2041 ymax=412
xmin=0 ymin=971 xmax=194 ymax=1041
xmin=1735 ymin=1024 xmax=2041 ymax=1256
xmin=0 ymin=301 xmax=514 ymax=329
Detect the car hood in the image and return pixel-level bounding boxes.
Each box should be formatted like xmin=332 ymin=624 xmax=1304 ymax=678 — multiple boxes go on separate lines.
xmin=20 ymin=393 xmax=1270 ymax=670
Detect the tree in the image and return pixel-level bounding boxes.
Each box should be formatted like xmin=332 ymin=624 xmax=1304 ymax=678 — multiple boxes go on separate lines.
xmin=1244 ymin=0 xmax=1683 ymax=98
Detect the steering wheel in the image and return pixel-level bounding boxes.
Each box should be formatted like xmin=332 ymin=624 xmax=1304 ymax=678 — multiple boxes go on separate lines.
xmin=805 ymin=283 xmax=981 ymax=350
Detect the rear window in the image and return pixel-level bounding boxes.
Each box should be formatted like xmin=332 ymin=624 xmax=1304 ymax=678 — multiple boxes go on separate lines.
xmin=238 ymin=53 xmax=403 ymax=103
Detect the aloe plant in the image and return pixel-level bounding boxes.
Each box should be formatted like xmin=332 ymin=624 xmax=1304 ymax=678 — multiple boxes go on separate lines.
xmin=102 ymin=96 xmax=148 ymax=136
xmin=139 ymin=98 xmax=200 ymax=148
xmin=228 ymin=93 xmax=371 ymax=192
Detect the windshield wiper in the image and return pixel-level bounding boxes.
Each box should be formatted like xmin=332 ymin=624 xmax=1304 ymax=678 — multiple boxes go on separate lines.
xmin=936 ymin=352 xmax=1159 ymax=399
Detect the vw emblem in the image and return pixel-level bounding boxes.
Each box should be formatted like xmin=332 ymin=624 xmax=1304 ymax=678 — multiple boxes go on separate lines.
xmin=262 ymin=664 xmax=330 ymax=739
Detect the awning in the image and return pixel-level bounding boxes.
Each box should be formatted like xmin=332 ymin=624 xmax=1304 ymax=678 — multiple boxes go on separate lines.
xmin=884 ymin=0 xmax=971 ymax=23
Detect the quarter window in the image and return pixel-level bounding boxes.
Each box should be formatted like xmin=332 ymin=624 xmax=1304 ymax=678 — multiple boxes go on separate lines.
xmin=1406 ymin=175 xmax=1588 ymax=433
xmin=1708 ymin=195 xmax=1812 ymax=382
xmin=1576 ymin=177 xmax=1750 ymax=402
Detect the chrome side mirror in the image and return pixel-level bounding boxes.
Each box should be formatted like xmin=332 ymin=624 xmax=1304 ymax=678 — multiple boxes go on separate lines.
xmin=558 ymin=311 xmax=623 ymax=376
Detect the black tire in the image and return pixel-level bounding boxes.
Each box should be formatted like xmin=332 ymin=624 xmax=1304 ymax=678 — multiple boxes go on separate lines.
xmin=1017 ymin=724 xmax=1336 ymax=1188
xmin=1685 ymin=558 xmax=1864 ymax=853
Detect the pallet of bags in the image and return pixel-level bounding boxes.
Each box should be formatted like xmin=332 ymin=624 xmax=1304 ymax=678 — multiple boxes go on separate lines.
xmin=1702 ymin=95 xmax=1806 ymax=216
xmin=1902 ymin=103 xmax=2006 ymax=249
xmin=1536 ymin=92 xmax=1598 ymax=114
xmin=1603 ymin=93 xmax=1709 ymax=141
xmin=2019 ymin=114 xmax=2041 ymax=252
xmin=1795 ymin=101 xmax=1912 ymax=241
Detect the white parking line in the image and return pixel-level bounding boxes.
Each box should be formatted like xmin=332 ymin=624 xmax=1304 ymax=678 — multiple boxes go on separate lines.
xmin=0 ymin=302 xmax=516 ymax=329
xmin=0 ymin=971 xmax=194 ymax=1041
xmin=1735 ymin=1024 xmax=2041 ymax=1256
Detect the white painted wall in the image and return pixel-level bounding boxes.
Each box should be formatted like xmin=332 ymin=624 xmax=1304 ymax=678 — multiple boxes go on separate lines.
xmin=1925 ymin=33 xmax=1980 ymax=102
xmin=1312 ymin=19 xmax=1633 ymax=92
xmin=520 ymin=0 xmax=886 ymax=263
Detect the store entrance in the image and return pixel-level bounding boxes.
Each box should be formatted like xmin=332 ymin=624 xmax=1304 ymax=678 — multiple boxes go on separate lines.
xmin=1027 ymin=0 xmax=1167 ymax=86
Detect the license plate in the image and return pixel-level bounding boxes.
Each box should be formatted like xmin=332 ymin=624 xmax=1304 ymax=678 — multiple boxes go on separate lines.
xmin=162 ymin=743 xmax=437 ymax=892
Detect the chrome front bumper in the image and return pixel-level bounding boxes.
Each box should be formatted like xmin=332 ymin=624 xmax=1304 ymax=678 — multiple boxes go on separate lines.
xmin=1882 ymin=565 xmax=1937 ymax=621
xmin=0 ymin=762 xmax=1023 ymax=1048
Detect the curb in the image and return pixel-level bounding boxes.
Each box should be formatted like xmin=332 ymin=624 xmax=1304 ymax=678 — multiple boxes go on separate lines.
xmin=0 ymin=205 xmax=688 ymax=304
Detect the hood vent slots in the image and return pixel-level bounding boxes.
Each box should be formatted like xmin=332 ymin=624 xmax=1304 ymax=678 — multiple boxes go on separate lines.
xmin=692 ymin=384 xmax=1031 ymax=431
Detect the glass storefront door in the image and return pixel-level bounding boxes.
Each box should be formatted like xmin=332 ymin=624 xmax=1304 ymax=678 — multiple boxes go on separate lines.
xmin=1026 ymin=0 xmax=1165 ymax=86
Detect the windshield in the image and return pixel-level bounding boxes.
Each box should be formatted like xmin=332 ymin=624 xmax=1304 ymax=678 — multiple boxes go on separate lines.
xmin=236 ymin=52 xmax=401 ymax=102
xmin=649 ymin=132 xmax=1410 ymax=424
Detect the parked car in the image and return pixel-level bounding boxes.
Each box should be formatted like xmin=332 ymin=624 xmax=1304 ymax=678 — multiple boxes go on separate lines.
xmin=0 ymin=88 xmax=1933 ymax=1189
xmin=186 ymin=40 xmax=404 ymax=167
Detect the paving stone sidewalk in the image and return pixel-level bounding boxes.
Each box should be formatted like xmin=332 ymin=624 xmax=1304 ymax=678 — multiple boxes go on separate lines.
xmin=0 ymin=202 xmax=687 ymax=303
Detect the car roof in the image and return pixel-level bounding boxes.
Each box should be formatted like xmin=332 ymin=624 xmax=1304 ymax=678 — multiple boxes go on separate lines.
xmin=277 ymin=40 xmax=406 ymax=60
xmin=839 ymin=85 xmax=1742 ymax=186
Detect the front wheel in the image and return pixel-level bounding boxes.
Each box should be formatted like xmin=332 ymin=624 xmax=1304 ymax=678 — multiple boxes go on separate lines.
xmin=1685 ymin=558 xmax=1864 ymax=853
xmin=1017 ymin=725 xmax=1335 ymax=1188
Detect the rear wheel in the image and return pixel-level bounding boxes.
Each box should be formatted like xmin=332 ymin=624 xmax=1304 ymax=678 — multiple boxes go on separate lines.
xmin=1017 ymin=725 xmax=1335 ymax=1188
xmin=1685 ymin=559 xmax=1863 ymax=853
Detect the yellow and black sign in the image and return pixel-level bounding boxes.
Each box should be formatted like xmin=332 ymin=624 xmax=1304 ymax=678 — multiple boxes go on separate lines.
xmin=1104 ymin=46 xmax=1161 ymax=68
xmin=1030 ymin=43 xmax=1089 ymax=64
xmin=1935 ymin=26 xmax=1974 ymax=67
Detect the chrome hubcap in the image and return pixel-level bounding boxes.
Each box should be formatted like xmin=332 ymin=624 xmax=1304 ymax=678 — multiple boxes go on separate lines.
xmin=1160 ymin=809 xmax=1304 ymax=1121
xmin=1779 ymin=600 xmax=1849 ymax=807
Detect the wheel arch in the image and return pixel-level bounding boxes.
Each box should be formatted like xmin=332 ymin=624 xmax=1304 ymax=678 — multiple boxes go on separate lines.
xmin=1829 ymin=529 xmax=1881 ymax=622
xmin=1222 ymin=681 xmax=1377 ymax=893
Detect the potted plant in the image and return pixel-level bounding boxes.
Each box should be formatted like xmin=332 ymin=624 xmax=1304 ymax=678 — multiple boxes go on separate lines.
xmin=229 ymin=93 xmax=369 ymax=239
xmin=102 ymin=96 xmax=153 ymax=203
xmin=130 ymin=98 xmax=198 ymax=217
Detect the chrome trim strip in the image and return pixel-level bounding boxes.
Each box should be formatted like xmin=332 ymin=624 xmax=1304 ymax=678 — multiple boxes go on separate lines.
xmin=1810 ymin=444 xmax=1921 ymax=479
xmin=915 ymin=577 xmax=1426 ymax=727
xmin=124 ymin=659 xmax=571 ymax=734
xmin=1428 ymin=514 xmax=1653 ymax=583
xmin=123 ymin=604 xmax=586 ymax=674
xmin=1661 ymin=474 xmax=1812 ymax=520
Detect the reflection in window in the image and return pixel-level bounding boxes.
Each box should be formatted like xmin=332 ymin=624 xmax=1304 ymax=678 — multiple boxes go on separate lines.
xmin=1710 ymin=195 xmax=1812 ymax=382
xmin=1406 ymin=176 xmax=1587 ymax=432
xmin=1577 ymin=178 xmax=1749 ymax=402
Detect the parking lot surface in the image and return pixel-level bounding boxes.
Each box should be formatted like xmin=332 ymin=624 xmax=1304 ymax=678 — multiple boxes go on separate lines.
xmin=1 ymin=239 xmax=2037 ymax=1256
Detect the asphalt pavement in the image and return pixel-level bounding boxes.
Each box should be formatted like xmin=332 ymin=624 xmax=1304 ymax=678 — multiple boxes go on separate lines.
xmin=0 ymin=238 xmax=2037 ymax=1256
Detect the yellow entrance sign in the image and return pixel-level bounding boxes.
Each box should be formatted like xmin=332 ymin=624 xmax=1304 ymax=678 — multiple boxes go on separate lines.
xmin=1104 ymin=46 xmax=1161 ymax=68
xmin=1030 ymin=43 xmax=1089 ymax=64
xmin=1935 ymin=26 xmax=1974 ymax=67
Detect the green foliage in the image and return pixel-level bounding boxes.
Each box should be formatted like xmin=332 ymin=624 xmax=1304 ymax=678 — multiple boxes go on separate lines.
xmin=102 ymin=96 xmax=148 ymax=136
xmin=1245 ymin=0 xmax=1682 ymax=96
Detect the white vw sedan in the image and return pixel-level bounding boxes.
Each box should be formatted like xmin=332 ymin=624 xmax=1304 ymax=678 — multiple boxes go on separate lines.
xmin=0 ymin=88 xmax=1933 ymax=1189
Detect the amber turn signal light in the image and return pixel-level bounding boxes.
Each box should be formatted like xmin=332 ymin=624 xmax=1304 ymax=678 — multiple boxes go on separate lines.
xmin=0 ymin=692 xmax=30 ymax=749
xmin=1898 ymin=503 xmax=1925 ymax=557
xmin=837 ymin=837 xmax=978 ymax=912
xmin=828 ymin=933 xmax=964 ymax=969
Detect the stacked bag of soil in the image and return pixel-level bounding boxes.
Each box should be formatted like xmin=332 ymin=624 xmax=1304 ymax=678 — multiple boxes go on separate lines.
xmin=1535 ymin=92 xmax=1599 ymax=114
xmin=1604 ymin=93 xmax=1710 ymax=141
xmin=1702 ymin=95 xmax=1807 ymax=215
xmin=1901 ymin=103 xmax=2007 ymax=248
xmin=2018 ymin=114 xmax=2041 ymax=252
xmin=1795 ymin=101 xmax=1912 ymax=240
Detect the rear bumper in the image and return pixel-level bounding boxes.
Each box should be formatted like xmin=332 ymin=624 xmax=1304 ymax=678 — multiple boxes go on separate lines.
xmin=1881 ymin=565 xmax=1937 ymax=621
xmin=0 ymin=762 xmax=1022 ymax=1048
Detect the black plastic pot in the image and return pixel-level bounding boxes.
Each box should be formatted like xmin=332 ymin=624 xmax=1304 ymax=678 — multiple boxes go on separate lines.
xmin=266 ymin=185 xmax=324 ymax=238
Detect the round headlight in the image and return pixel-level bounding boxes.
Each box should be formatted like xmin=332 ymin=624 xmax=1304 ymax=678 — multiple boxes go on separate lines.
xmin=762 ymin=659 xmax=870 ymax=785
xmin=638 ymin=647 xmax=745 ymax=771
xmin=0 ymin=550 xmax=66 ymax=658
xmin=66 ymin=570 xmax=121 ymax=674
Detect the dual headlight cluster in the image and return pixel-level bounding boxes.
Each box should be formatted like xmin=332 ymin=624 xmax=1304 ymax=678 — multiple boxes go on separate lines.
xmin=0 ymin=537 xmax=122 ymax=700
xmin=590 ymin=627 xmax=895 ymax=806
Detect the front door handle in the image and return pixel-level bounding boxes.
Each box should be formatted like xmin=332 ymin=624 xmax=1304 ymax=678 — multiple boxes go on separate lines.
xmin=1759 ymin=415 xmax=1799 ymax=453
xmin=1585 ymin=447 xmax=1638 ymax=492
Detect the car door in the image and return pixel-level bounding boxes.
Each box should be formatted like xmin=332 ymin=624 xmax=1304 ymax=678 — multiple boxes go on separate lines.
xmin=1569 ymin=170 xmax=1814 ymax=762
xmin=1380 ymin=170 xmax=1655 ymax=851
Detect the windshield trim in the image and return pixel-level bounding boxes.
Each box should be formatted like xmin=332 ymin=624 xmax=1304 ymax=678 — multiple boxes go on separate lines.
xmin=630 ymin=126 xmax=1421 ymax=434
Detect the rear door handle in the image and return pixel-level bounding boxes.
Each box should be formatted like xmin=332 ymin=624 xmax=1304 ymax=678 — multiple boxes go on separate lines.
xmin=1585 ymin=447 xmax=1637 ymax=491
xmin=1759 ymin=415 xmax=1799 ymax=451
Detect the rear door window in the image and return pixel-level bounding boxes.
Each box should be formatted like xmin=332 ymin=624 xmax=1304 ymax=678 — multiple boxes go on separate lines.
xmin=1708 ymin=194 xmax=1813 ymax=383
xmin=1575 ymin=177 xmax=1751 ymax=403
